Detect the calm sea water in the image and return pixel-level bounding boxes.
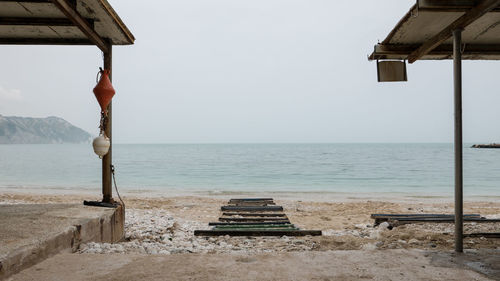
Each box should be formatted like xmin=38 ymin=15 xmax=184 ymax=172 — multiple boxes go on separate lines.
xmin=0 ymin=143 xmax=499 ymax=196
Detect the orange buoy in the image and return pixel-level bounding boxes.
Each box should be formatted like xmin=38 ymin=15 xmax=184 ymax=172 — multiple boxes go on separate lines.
xmin=93 ymin=68 xmax=115 ymax=114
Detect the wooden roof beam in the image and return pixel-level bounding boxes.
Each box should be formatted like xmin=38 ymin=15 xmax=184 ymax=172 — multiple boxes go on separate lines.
xmin=0 ymin=37 xmax=92 ymax=45
xmin=0 ymin=17 xmax=93 ymax=27
xmin=418 ymin=0 xmax=484 ymax=9
xmin=50 ymin=0 xmax=108 ymax=53
xmin=0 ymin=0 xmax=51 ymax=3
xmin=370 ymin=43 xmax=500 ymax=60
xmin=407 ymin=0 xmax=500 ymax=63
xmin=418 ymin=0 xmax=500 ymax=12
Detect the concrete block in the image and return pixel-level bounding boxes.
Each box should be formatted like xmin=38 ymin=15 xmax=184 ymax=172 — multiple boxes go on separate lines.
xmin=0 ymin=203 xmax=125 ymax=280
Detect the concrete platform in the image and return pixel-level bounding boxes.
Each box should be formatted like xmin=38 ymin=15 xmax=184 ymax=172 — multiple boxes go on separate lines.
xmin=0 ymin=204 xmax=124 ymax=280
xmin=6 ymin=249 xmax=499 ymax=281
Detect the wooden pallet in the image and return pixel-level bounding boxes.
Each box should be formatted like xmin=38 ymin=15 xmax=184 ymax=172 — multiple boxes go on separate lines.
xmin=195 ymin=198 xmax=322 ymax=236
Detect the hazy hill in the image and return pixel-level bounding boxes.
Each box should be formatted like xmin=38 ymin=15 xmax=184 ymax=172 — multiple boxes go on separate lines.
xmin=0 ymin=115 xmax=91 ymax=144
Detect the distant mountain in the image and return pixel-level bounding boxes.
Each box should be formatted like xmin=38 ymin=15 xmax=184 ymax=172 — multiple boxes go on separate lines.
xmin=0 ymin=115 xmax=92 ymax=144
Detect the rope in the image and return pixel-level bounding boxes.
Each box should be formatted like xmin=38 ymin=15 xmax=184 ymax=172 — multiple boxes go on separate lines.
xmin=99 ymin=112 xmax=108 ymax=136
xmin=96 ymin=67 xmax=103 ymax=83
xmin=111 ymin=164 xmax=125 ymax=207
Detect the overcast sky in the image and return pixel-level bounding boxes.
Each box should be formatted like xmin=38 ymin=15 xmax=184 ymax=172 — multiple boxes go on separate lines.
xmin=1 ymin=0 xmax=500 ymax=143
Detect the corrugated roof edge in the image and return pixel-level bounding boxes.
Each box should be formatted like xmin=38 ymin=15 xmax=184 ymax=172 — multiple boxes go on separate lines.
xmin=382 ymin=4 xmax=417 ymax=45
xmin=98 ymin=0 xmax=135 ymax=45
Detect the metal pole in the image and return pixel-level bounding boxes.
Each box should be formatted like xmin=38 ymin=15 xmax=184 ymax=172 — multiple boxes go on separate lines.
xmin=453 ymin=29 xmax=463 ymax=253
xmin=102 ymin=41 xmax=113 ymax=203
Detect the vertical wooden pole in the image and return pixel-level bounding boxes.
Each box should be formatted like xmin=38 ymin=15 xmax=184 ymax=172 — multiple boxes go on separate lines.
xmin=102 ymin=41 xmax=113 ymax=203
xmin=453 ymin=29 xmax=463 ymax=253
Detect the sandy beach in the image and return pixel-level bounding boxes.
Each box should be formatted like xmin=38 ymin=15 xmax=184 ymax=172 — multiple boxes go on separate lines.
xmin=2 ymin=191 xmax=500 ymax=254
xmin=1 ymin=191 xmax=500 ymax=280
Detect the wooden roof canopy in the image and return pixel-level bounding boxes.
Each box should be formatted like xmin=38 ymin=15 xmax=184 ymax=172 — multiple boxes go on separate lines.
xmin=0 ymin=0 xmax=135 ymax=52
xmin=368 ymin=0 xmax=500 ymax=253
xmin=369 ymin=0 xmax=500 ymax=62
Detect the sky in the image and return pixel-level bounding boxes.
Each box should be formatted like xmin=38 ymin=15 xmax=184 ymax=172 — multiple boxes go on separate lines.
xmin=1 ymin=0 xmax=500 ymax=144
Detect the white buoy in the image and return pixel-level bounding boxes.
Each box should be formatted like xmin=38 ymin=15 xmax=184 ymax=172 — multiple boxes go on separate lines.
xmin=92 ymin=134 xmax=110 ymax=158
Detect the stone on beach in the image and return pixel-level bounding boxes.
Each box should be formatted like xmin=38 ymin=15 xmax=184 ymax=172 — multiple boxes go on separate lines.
xmin=78 ymin=209 xmax=318 ymax=255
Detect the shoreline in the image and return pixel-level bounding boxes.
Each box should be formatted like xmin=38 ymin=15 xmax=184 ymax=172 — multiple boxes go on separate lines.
xmin=1 ymin=186 xmax=500 ymax=203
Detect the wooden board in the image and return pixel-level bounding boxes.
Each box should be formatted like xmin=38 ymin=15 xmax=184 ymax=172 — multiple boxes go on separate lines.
xmin=194 ymin=229 xmax=322 ymax=236
xmin=464 ymin=233 xmax=500 ymax=238
xmin=227 ymin=202 xmax=276 ymax=206
xmin=209 ymin=221 xmax=292 ymax=226
xmin=371 ymin=214 xmax=481 ymax=218
xmin=229 ymin=198 xmax=274 ymax=202
xmin=215 ymin=224 xmax=295 ymax=229
xmin=221 ymin=206 xmax=283 ymax=211
xmin=372 ymin=213 xmax=483 ymax=225
xmin=219 ymin=217 xmax=289 ymax=222
xmin=387 ymin=218 xmax=500 ymax=225
xmin=222 ymin=212 xmax=286 ymax=217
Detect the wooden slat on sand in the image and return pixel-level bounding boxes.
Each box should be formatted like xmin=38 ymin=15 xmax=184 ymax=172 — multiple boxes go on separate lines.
xmin=219 ymin=217 xmax=290 ymax=222
xmin=229 ymin=198 xmax=274 ymax=202
xmin=194 ymin=229 xmax=321 ymax=236
xmin=209 ymin=221 xmax=291 ymax=226
xmin=196 ymin=198 xmax=322 ymax=236
xmin=222 ymin=212 xmax=287 ymax=217
xmin=215 ymin=224 xmax=296 ymax=229
xmin=228 ymin=202 xmax=276 ymax=206
xmin=371 ymin=214 xmax=481 ymax=219
xmin=371 ymin=213 xmax=484 ymax=225
xmin=391 ymin=218 xmax=500 ymax=223
xmin=221 ymin=205 xmax=284 ymax=211
xmin=464 ymin=233 xmax=500 ymax=238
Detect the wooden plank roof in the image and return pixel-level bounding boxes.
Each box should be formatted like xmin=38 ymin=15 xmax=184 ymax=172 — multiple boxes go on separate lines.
xmin=369 ymin=0 xmax=500 ymax=61
xmin=0 ymin=0 xmax=135 ymax=51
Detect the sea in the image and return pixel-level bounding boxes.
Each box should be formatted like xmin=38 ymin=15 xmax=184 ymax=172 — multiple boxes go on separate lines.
xmin=0 ymin=143 xmax=499 ymax=196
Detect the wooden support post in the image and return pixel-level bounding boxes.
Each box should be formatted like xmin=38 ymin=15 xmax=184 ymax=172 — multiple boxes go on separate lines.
xmin=453 ymin=29 xmax=464 ymax=253
xmin=102 ymin=41 xmax=113 ymax=203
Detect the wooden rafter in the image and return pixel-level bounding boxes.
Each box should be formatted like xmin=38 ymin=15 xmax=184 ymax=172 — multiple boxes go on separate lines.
xmin=50 ymin=0 xmax=108 ymax=52
xmin=407 ymin=0 xmax=500 ymax=63
xmin=0 ymin=17 xmax=93 ymax=27
xmin=417 ymin=0 xmax=499 ymax=10
xmin=0 ymin=37 xmax=92 ymax=45
xmin=0 ymin=0 xmax=51 ymax=3
xmin=370 ymin=44 xmax=500 ymax=60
